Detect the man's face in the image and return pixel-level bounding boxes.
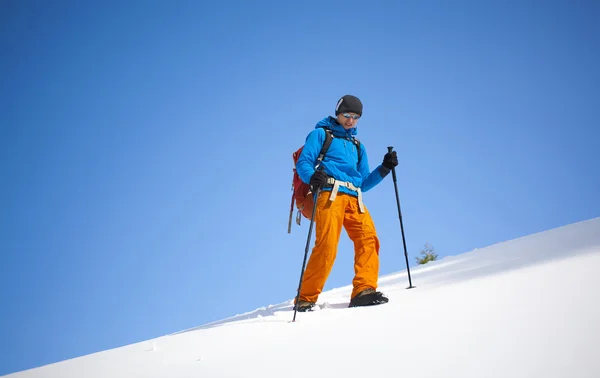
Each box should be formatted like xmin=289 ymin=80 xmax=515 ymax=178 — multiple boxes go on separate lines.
xmin=336 ymin=112 xmax=360 ymax=130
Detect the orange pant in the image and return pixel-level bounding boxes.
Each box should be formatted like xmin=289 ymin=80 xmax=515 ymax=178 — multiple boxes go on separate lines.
xmin=299 ymin=191 xmax=380 ymax=302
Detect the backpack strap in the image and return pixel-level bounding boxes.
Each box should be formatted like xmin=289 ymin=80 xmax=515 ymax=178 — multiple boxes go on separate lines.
xmin=352 ymin=138 xmax=362 ymax=167
xmin=315 ymin=128 xmax=333 ymax=169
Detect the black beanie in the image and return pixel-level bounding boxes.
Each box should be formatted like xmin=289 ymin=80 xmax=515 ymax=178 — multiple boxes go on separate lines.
xmin=335 ymin=95 xmax=363 ymax=116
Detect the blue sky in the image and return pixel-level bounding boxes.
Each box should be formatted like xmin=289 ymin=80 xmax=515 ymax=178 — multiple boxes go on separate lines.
xmin=1 ymin=0 xmax=599 ymax=375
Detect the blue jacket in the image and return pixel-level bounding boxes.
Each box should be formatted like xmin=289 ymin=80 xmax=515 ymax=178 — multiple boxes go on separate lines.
xmin=296 ymin=116 xmax=390 ymax=197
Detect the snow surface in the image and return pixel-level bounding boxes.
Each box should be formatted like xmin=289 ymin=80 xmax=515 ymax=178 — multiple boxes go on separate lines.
xmin=5 ymin=218 xmax=600 ymax=378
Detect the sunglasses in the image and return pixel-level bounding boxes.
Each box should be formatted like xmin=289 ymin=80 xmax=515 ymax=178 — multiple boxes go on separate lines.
xmin=342 ymin=113 xmax=360 ymax=120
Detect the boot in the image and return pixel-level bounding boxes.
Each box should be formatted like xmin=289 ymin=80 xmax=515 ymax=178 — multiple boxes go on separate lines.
xmin=295 ymin=300 xmax=317 ymax=312
xmin=348 ymin=288 xmax=389 ymax=307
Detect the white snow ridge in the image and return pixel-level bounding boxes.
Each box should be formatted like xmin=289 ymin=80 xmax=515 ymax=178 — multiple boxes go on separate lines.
xmin=6 ymin=218 xmax=600 ymax=378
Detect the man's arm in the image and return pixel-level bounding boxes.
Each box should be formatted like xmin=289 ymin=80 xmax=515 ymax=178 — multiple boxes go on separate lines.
xmin=296 ymin=128 xmax=326 ymax=184
xmin=359 ymin=144 xmax=390 ymax=192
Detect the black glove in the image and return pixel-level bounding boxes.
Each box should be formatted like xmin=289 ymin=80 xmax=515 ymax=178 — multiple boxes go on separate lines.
xmin=309 ymin=170 xmax=329 ymax=190
xmin=382 ymin=151 xmax=398 ymax=169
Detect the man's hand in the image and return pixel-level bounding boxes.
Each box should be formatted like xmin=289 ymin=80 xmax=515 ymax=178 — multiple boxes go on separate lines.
xmin=382 ymin=151 xmax=398 ymax=169
xmin=309 ymin=170 xmax=329 ymax=190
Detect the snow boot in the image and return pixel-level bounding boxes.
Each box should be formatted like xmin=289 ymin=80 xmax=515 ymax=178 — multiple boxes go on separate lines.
xmin=295 ymin=300 xmax=317 ymax=312
xmin=348 ymin=288 xmax=389 ymax=308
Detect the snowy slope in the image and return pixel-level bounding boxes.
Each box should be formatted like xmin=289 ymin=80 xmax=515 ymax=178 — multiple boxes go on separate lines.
xmin=6 ymin=218 xmax=600 ymax=378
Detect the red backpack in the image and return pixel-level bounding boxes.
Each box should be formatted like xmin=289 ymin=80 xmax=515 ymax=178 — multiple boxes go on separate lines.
xmin=287 ymin=128 xmax=361 ymax=233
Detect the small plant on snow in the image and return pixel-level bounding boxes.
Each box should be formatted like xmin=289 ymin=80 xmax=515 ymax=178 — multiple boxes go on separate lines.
xmin=416 ymin=242 xmax=438 ymax=265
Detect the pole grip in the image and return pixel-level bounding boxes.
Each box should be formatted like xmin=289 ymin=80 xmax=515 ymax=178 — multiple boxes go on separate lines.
xmin=387 ymin=146 xmax=397 ymax=182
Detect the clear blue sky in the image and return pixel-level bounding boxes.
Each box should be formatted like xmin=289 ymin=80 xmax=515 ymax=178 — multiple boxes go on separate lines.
xmin=1 ymin=0 xmax=599 ymax=375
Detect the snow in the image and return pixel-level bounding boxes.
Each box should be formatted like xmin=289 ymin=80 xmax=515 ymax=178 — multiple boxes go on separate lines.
xmin=6 ymin=218 xmax=600 ymax=378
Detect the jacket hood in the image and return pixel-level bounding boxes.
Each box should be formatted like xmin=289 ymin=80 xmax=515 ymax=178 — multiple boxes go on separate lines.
xmin=315 ymin=116 xmax=357 ymax=138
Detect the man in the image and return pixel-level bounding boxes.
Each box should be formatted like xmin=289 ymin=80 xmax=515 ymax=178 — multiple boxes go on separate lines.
xmin=295 ymin=94 xmax=398 ymax=311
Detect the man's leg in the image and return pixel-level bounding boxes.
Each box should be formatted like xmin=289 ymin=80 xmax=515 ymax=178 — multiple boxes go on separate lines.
xmin=342 ymin=194 xmax=381 ymax=299
xmin=299 ymin=191 xmax=344 ymax=303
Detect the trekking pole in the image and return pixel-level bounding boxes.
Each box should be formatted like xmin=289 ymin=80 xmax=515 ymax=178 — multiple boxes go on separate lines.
xmin=388 ymin=146 xmax=416 ymax=289
xmin=292 ymin=187 xmax=321 ymax=322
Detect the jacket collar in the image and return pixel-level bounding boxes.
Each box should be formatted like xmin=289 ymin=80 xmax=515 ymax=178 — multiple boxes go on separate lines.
xmin=315 ymin=116 xmax=357 ymax=139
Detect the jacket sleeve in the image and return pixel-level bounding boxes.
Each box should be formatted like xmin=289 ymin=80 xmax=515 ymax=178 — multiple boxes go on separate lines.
xmin=296 ymin=128 xmax=326 ymax=185
xmin=358 ymin=144 xmax=391 ymax=193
